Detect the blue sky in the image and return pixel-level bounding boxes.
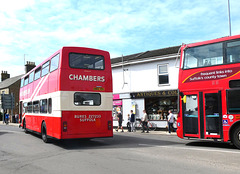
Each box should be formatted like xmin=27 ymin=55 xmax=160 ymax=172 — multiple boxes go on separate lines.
xmin=1 ymin=0 xmax=240 ymax=78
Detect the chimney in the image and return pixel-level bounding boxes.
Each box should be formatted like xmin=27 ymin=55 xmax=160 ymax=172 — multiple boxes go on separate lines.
xmin=1 ymin=71 xmax=10 ymax=81
xmin=25 ymin=61 xmax=36 ymax=73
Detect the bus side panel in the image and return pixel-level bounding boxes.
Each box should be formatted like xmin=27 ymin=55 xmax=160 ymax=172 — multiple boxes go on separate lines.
xmin=61 ymin=111 xmax=113 ymax=139
xmin=49 ymin=68 xmax=59 ymax=93
xmin=25 ymin=115 xmax=62 ymax=139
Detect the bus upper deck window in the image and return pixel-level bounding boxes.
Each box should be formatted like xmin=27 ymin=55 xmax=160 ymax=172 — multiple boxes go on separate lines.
xmin=69 ymin=53 xmax=105 ymax=70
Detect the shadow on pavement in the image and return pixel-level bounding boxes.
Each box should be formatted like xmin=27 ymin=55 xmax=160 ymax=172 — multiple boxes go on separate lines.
xmin=51 ymin=133 xmax=184 ymax=150
xmin=186 ymin=140 xmax=237 ymax=150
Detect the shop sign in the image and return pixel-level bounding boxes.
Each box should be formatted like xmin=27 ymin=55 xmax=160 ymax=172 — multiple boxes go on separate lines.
xmin=113 ymin=94 xmax=120 ymax=100
xmin=130 ymin=90 xmax=178 ymax=98
xmin=113 ymin=100 xmax=122 ymax=106
xmin=182 ymin=67 xmax=240 ymax=83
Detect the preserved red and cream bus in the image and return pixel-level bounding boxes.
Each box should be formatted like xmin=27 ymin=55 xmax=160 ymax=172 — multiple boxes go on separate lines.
xmin=19 ymin=47 xmax=113 ymax=142
xmin=177 ymin=34 xmax=240 ymax=148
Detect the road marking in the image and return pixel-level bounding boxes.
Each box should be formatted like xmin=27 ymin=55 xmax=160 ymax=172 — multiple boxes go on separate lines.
xmin=138 ymin=144 xmax=240 ymax=154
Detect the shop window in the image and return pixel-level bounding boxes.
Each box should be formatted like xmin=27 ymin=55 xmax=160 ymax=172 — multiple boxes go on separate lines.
xmin=158 ymin=64 xmax=169 ymax=85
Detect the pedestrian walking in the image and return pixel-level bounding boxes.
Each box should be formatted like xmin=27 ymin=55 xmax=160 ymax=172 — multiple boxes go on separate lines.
xmin=127 ymin=114 xmax=131 ymax=132
xmin=141 ymin=110 xmax=149 ymax=133
xmin=116 ymin=111 xmax=124 ymax=132
xmin=130 ymin=110 xmax=135 ymax=132
xmin=167 ymin=110 xmax=175 ymax=134
xmin=5 ymin=113 xmax=9 ymax=125
xmin=15 ymin=114 xmax=19 ymax=123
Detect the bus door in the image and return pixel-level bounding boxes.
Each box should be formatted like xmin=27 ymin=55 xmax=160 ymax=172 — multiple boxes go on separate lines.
xmin=182 ymin=93 xmax=200 ymax=138
xmin=182 ymin=91 xmax=222 ymax=139
xmin=203 ymin=91 xmax=222 ymax=139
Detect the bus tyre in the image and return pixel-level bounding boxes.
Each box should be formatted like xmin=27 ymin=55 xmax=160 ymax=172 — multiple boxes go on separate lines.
xmin=232 ymin=126 xmax=240 ymax=149
xmin=41 ymin=122 xmax=49 ymax=143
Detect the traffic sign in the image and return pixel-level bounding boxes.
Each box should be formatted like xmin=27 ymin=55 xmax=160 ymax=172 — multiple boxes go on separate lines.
xmin=1 ymin=94 xmax=15 ymax=109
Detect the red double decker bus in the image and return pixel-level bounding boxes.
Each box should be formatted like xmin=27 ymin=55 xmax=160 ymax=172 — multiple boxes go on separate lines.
xmin=177 ymin=34 xmax=240 ymax=148
xmin=19 ymin=47 xmax=113 ymax=142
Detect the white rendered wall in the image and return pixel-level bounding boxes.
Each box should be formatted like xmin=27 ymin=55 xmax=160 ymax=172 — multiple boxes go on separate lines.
xmin=112 ymin=58 xmax=179 ymax=94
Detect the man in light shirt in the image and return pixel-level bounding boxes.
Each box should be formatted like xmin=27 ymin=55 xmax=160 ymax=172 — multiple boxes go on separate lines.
xmin=141 ymin=110 xmax=149 ymax=133
xmin=167 ymin=110 xmax=175 ymax=134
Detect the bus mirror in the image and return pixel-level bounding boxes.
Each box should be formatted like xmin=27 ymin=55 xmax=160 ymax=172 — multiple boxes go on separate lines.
xmin=182 ymin=95 xmax=186 ymax=103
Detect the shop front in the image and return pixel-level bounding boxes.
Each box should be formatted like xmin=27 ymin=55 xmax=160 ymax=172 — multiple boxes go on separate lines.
xmin=130 ymin=90 xmax=178 ymax=128
xmin=113 ymin=94 xmax=122 ymax=121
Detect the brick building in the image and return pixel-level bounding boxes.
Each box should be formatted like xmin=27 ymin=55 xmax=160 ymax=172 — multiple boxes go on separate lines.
xmin=0 ymin=62 xmax=35 ymax=121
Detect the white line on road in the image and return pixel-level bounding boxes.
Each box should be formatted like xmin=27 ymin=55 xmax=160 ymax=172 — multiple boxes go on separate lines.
xmin=138 ymin=144 xmax=240 ymax=154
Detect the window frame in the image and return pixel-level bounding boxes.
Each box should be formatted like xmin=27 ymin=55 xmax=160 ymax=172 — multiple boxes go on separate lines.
xmin=40 ymin=99 xmax=48 ymax=113
xmin=74 ymin=92 xmax=101 ymax=106
xmin=183 ymin=38 xmax=240 ymax=70
xmin=41 ymin=61 xmax=50 ymax=77
xmin=50 ymin=54 xmax=60 ymax=72
xmin=158 ymin=64 xmax=169 ymax=86
xmin=227 ymin=89 xmax=240 ymax=114
xmin=33 ymin=100 xmax=40 ymax=113
xmin=48 ymin=98 xmax=52 ymax=114
xmin=34 ymin=67 xmax=41 ymax=81
xmin=69 ymin=53 xmax=105 ymax=70
xmin=29 ymin=71 xmax=34 ymax=84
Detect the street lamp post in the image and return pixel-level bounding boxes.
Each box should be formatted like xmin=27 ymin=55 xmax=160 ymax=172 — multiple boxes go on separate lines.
xmin=228 ymin=0 xmax=232 ymax=36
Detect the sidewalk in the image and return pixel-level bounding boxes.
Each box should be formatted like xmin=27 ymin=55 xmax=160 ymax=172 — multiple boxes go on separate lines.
xmin=0 ymin=122 xmax=20 ymax=127
xmin=114 ymin=128 xmax=177 ymax=135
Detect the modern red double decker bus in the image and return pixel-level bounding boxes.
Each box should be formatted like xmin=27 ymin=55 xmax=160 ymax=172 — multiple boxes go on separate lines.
xmin=177 ymin=34 xmax=240 ymax=148
xmin=19 ymin=47 xmax=113 ymax=142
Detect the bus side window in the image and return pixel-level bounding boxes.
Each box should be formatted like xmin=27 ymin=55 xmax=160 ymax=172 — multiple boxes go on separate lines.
xmin=21 ymin=79 xmax=24 ymax=87
xmin=23 ymin=103 xmax=28 ymax=113
xmin=40 ymin=99 xmax=48 ymax=113
xmin=24 ymin=76 xmax=29 ymax=86
xmin=42 ymin=61 xmax=50 ymax=77
xmin=227 ymin=89 xmax=240 ymax=114
xmin=27 ymin=102 xmax=33 ymax=113
xmin=34 ymin=67 xmax=41 ymax=80
xmin=29 ymin=71 xmax=34 ymax=84
xmin=48 ymin=98 xmax=52 ymax=114
xmin=50 ymin=54 xmax=59 ymax=72
xmin=33 ymin=101 xmax=40 ymax=113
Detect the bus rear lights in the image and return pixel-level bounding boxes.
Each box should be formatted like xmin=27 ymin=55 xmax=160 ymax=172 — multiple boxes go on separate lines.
xmin=108 ymin=121 xmax=112 ymax=130
xmin=63 ymin=122 xmax=67 ymax=132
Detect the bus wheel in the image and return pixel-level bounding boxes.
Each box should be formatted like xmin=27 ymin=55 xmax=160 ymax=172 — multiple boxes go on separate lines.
xmin=41 ymin=122 xmax=49 ymax=143
xmin=231 ymin=126 xmax=240 ymax=149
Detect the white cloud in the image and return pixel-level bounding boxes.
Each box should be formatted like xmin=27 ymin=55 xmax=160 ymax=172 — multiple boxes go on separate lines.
xmin=0 ymin=0 xmax=240 ymax=77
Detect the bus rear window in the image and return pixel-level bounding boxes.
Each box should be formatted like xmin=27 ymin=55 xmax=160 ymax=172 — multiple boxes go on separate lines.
xmin=74 ymin=92 xmax=101 ymax=106
xmin=69 ymin=53 xmax=104 ymax=70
